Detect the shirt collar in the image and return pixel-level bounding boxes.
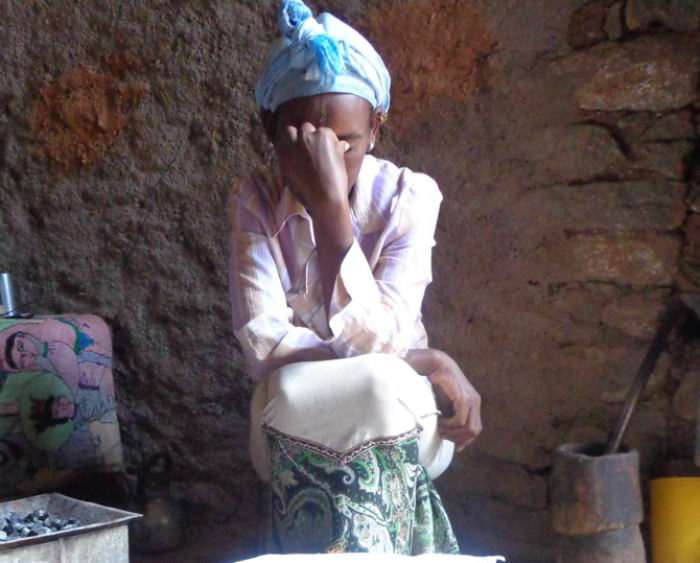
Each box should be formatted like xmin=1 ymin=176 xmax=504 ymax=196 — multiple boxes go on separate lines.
xmin=272 ymin=155 xmax=385 ymax=237
xmin=350 ymin=155 xmax=385 ymax=234
xmin=273 ymin=184 xmax=307 ymax=237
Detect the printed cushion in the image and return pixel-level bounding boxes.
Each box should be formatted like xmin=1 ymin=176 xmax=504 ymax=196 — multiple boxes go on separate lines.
xmin=0 ymin=314 xmax=124 ymax=498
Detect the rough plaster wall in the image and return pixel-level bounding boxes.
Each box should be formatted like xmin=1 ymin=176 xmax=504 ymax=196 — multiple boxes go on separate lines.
xmin=2 ymin=0 xmax=700 ymax=561
xmin=0 ymin=0 xmax=278 ymax=523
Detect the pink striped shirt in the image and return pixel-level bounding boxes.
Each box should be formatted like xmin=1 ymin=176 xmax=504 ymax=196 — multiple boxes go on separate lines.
xmin=229 ymin=155 xmax=442 ymax=381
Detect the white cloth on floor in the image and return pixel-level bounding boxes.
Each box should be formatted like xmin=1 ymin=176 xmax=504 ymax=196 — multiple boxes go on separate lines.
xmin=250 ymin=354 xmax=454 ymax=481
xmin=238 ymin=555 xmax=505 ymax=562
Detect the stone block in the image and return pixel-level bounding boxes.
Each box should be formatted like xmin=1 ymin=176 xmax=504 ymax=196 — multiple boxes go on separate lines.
xmin=622 ymin=398 xmax=669 ymax=460
xmin=604 ymin=1 xmax=625 ymax=40
xmin=568 ymin=0 xmax=618 ymax=48
xmin=673 ymin=370 xmax=700 ymax=421
xmin=680 ymin=214 xmax=700 ymax=286
xmin=640 ymin=110 xmax=695 ymax=142
xmin=521 ymin=181 xmax=686 ymax=233
xmin=630 ymin=140 xmax=694 ymax=180
xmin=601 ymin=352 xmax=671 ymax=402
xmin=477 ymin=422 xmax=554 ymax=471
xmin=679 ymin=293 xmax=700 ymax=322
xmin=666 ymin=417 xmax=697 ymax=459
xmin=546 ymin=344 xmax=660 ymax=418
xmin=686 ymin=183 xmax=700 ymax=213
xmin=601 ymin=290 xmax=671 ymax=339
xmin=442 ymin=452 xmax=548 ymax=509
xmin=516 ymin=124 xmax=625 ymax=184
xmin=626 ymin=0 xmax=700 ymax=32
xmin=564 ymin=36 xmax=700 ymax=111
xmin=617 ymin=112 xmax=659 ymax=141
xmin=544 ymin=284 xmax=632 ymax=349
xmin=549 ymin=283 xmax=625 ymax=324
xmin=541 ymin=233 xmax=681 ymax=285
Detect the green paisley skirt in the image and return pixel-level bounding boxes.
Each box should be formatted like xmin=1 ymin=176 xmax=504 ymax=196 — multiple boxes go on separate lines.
xmin=268 ymin=434 xmax=460 ymax=555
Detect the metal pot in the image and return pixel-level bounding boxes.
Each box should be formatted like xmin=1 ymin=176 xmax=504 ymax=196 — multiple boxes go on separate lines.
xmin=128 ymin=451 xmax=185 ymax=554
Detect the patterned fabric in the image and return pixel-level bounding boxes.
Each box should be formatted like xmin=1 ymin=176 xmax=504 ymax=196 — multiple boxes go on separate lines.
xmin=268 ymin=434 xmax=459 ymax=555
xmin=229 ymin=155 xmax=442 ymax=381
xmin=0 ymin=315 xmax=123 ymax=498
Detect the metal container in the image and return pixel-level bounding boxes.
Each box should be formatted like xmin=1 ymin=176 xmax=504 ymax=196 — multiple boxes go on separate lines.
xmin=0 ymin=273 xmax=16 ymax=318
xmin=127 ymin=451 xmax=185 ymax=554
xmin=0 ymin=493 xmax=141 ymax=563
xmin=550 ymin=443 xmax=646 ymax=563
xmin=551 ymin=443 xmax=643 ymax=535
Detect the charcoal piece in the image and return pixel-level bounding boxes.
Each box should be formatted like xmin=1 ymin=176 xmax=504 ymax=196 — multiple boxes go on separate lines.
xmin=27 ymin=524 xmax=51 ymax=537
xmin=32 ymin=509 xmax=46 ymax=520
xmin=0 ymin=507 xmax=84 ymax=540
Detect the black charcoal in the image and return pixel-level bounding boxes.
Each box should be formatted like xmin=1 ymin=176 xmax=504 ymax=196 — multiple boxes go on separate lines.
xmin=0 ymin=509 xmax=82 ymax=541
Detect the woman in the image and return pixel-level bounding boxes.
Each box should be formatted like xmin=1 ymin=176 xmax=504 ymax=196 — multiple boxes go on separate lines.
xmin=230 ymin=0 xmax=481 ymax=554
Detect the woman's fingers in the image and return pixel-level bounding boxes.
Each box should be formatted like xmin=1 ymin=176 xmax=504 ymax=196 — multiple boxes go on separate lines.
xmin=286 ymin=125 xmax=299 ymax=143
xmin=440 ymin=397 xmax=481 ymax=433
xmin=439 ymin=404 xmax=482 ymax=451
xmin=403 ymin=348 xmax=483 ymax=452
xmin=299 ymin=121 xmax=317 ymax=135
xmin=276 ymin=122 xmax=349 ymax=215
xmin=436 ymin=371 xmax=482 ymax=451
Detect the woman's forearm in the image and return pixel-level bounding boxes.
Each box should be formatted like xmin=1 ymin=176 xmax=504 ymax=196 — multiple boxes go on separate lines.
xmin=311 ymin=200 xmax=354 ymax=320
xmin=402 ymin=348 xmax=443 ymax=375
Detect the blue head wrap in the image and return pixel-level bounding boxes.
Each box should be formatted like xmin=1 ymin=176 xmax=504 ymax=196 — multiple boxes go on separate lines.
xmin=256 ymin=0 xmax=391 ymax=115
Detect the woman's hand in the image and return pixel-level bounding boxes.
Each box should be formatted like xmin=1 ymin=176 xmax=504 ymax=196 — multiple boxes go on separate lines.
xmin=403 ymin=348 xmax=482 ymax=451
xmin=276 ymin=122 xmax=354 ymax=320
xmin=276 ymin=122 xmax=350 ymax=217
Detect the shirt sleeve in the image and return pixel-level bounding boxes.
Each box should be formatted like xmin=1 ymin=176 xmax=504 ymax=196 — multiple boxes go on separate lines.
xmin=327 ymin=172 xmax=441 ymax=358
xmin=229 ymin=179 xmax=337 ymax=382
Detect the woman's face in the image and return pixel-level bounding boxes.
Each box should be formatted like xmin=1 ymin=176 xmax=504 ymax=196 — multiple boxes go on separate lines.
xmin=10 ymin=334 xmax=37 ymax=370
xmin=265 ymin=93 xmax=381 ymax=194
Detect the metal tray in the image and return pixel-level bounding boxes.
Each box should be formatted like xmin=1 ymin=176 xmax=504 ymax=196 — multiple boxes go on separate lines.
xmin=0 ymin=493 xmax=141 ymax=551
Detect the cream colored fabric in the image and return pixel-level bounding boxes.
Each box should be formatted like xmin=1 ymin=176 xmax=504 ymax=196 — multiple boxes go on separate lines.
xmin=240 ymin=555 xmax=505 ymax=562
xmin=250 ymin=354 xmax=453 ymax=481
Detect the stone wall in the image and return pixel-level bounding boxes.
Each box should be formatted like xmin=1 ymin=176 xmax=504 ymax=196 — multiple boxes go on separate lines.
xmin=1 ymin=0 xmax=699 ymax=560
xmin=418 ymin=1 xmax=700 ymax=558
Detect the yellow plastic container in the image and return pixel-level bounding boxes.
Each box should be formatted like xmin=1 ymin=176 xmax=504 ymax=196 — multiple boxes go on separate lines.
xmin=651 ymin=477 xmax=700 ymax=563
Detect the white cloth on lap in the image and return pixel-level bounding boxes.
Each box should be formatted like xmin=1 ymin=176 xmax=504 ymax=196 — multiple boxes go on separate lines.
xmin=250 ymin=354 xmax=454 ymax=481
xmin=239 ymin=555 xmax=505 ymax=562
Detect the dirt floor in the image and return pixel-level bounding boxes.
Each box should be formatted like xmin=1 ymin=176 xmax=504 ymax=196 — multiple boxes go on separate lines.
xmin=129 ymin=518 xmax=265 ymax=563
xmin=127 ymin=522 xmax=544 ymax=563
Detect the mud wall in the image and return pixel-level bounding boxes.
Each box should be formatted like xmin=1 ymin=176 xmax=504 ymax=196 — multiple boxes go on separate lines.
xmin=1 ymin=0 xmax=699 ymax=560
